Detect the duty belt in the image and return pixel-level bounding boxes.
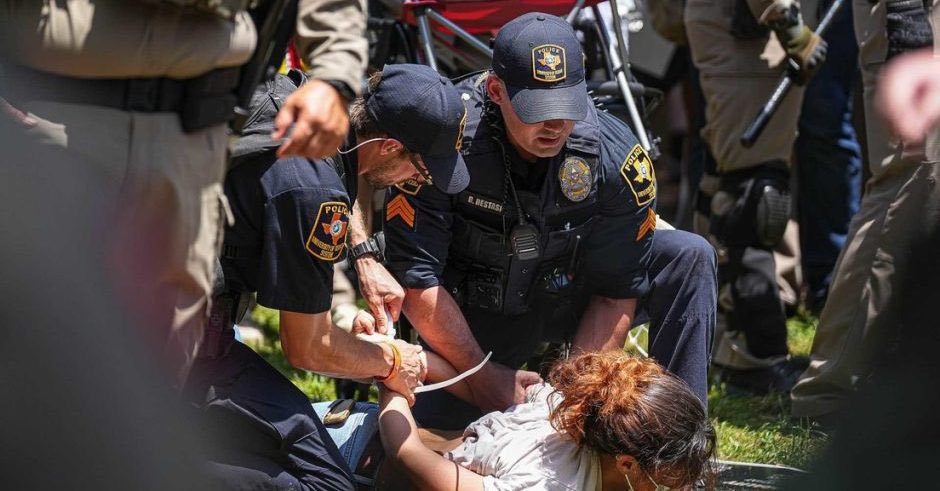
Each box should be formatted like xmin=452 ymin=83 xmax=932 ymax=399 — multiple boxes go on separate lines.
xmin=1 ymin=63 xmax=240 ymax=132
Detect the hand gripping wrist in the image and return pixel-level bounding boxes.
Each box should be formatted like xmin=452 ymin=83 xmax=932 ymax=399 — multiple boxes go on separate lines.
xmin=376 ymin=342 xmax=401 ymax=382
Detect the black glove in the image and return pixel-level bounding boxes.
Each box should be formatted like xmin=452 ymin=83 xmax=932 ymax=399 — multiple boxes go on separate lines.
xmin=885 ymin=0 xmax=934 ymax=60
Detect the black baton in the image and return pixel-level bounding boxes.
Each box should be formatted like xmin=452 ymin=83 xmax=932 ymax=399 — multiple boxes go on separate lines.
xmin=740 ymin=0 xmax=846 ymax=148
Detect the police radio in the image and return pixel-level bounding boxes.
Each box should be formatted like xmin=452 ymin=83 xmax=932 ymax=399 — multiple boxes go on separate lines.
xmin=510 ymin=223 xmax=540 ymax=261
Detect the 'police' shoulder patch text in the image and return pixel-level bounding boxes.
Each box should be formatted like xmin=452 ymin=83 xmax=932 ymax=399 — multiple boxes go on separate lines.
xmin=619 ymin=144 xmax=656 ymax=206
xmin=307 ymin=201 xmax=350 ymax=261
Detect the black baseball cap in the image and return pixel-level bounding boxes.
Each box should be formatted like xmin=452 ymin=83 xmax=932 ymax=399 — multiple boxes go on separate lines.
xmin=231 ymin=69 xmax=306 ymax=161
xmin=492 ymin=12 xmax=589 ymax=124
xmin=366 ymin=64 xmax=469 ymax=194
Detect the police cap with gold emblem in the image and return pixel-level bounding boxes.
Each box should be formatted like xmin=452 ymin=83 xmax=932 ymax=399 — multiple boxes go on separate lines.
xmin=367 ymin=64 xmax=469 ymax=194
xmin=492 ymin=12 xmax=588 ymax=124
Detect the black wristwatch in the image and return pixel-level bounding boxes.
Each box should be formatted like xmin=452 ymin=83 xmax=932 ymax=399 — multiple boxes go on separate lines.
xmin=349 ymin=235 xmax=384 ymax=263
xmin=321 ymin=79 xmax=357 ymax=104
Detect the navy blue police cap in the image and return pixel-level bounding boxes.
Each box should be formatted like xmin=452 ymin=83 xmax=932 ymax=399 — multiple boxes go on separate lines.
xmin=492 ymin=12 xmax=589 ymax=124
xmin=366 ymin=64 xmax=469 ymax=194
xmin=231 ymin=69 xmax=306 ymax=162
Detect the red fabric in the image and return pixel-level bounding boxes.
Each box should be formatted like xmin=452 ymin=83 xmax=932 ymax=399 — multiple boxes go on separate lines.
xmin=401 ymin=0 xmax=604 ymax=35
xmin=287 ymin=38 xmax=303 ymax=71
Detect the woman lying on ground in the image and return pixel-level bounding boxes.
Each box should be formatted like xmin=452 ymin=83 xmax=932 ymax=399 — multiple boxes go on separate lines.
xmin=377 ymin=350 xmax=716 ymax=490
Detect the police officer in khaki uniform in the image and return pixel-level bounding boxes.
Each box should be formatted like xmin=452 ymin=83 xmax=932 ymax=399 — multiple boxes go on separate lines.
xmin=0 ymin=0 xmax=367 ymax=381
xmin=791 ymin=0 xmax=939 ymax=423
xmin=685 ymin=0 xmax=827 ymax=392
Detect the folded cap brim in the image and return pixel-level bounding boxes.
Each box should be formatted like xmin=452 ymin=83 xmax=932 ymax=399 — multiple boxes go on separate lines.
xmin=230 ymin=130 xmax=279 ymax=160
xmin=424 ymin=150 xmax=470 ymax=194
xmin=506 ymin=81 xmax=589 ymax=124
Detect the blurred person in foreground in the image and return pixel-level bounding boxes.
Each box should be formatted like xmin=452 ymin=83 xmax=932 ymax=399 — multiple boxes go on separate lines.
xmin=790 ymin=0 xmax=938 ymax=427
xmin=0 ymin=0 xmax=368 ymax=382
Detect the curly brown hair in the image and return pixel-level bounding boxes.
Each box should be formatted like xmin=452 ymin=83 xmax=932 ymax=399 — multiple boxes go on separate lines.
xmin=549 ymin=351 xmax=716 ymax=487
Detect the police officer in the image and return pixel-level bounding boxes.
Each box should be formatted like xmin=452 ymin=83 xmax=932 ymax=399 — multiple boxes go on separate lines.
xmin=381 ymin=13 xmax=717 ymax=430
xmin=185 ymin=64 xmax=469 ymax=489
xmin=685 ymin=0 xmax=827 ymax=393
xmin=0 ymin=0 xmax=368 ymax=381
xmin=791 ymin=0 xmax=939 ymax=424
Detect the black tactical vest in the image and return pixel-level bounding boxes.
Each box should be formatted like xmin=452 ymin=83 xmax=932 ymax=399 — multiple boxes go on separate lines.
xmin=443 ymin=83 xmax=603 ymax=317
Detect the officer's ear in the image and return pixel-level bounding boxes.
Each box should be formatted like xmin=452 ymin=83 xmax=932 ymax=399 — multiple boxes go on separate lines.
xmin=377 ymin=137 xmax=405 ymax=156
xmin=485 ymin=74 xmax=507 ymax=104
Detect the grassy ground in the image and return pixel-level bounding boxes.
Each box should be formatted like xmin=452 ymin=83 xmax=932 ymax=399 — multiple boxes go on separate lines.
xmin=247 ymin=306 xmax=829 ymax=468
xmin=708 ymin=314 xmax=828 ymax=469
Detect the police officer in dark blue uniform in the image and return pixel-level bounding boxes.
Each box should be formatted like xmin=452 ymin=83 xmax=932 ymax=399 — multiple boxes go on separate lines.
xmin=184 ymin=64 xmax=469 ymax=489
xmin=383 ymin=13 xmax=717 ymax=430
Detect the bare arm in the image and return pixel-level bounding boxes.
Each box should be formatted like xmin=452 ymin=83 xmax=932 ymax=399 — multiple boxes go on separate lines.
xmin=403 ymin=286 xmax=542 ymax=411
xmin=274 ymin=0 xmax=367 ymax=158
xmin=349 ymin=177 xmax=405 ymax=333
xmin=379 ymin=389 xmax=485 ymax=491
xmin=278 ymin=310 xmax=427 ymax=403
xmin=571 ymin=296 xmax=637 ymax=353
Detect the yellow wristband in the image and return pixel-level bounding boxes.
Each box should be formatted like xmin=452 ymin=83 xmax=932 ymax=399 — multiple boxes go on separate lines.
xmin=376 ymin=342 xmax=401 ymax=382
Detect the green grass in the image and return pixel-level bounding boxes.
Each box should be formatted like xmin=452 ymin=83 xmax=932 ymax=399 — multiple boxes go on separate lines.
xmin=248 ymin=305 xmax=829 ymax=468
xmin=248 ymin=306 xmax=339 ymax=401
xmin=707 ymin=313 xmax=828 ymax=468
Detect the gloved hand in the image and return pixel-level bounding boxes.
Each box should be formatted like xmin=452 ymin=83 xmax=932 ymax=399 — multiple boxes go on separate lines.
xmin=885 ymin=0 xmax=934 ymax=60
xmin=783 ymin=25 xmax=828 ymax=85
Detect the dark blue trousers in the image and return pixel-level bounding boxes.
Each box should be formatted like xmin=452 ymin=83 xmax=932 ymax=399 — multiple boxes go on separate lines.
xmin=413 ymin=229 xmax=716 ymax=430
xmin=185 ymin=341 xmax=355 ymax=491
xmin=795 ymin=0 xmax=862 ymax=310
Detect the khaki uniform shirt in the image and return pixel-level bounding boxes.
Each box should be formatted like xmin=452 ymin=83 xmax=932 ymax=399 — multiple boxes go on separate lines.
xmin=0 ymin=0 xmax=366 ymax=93
xmin=0 ymin=0 xmax=256 ymax=78
xmin=295 ymin=0 xmax=368 ymax=97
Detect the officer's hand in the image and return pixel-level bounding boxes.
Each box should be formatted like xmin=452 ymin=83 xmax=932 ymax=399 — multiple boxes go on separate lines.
xmin=878 ymin=49 xmax=940 ymax=143
xmin=355 ymin=255 xmax=405 ymax=334
xmin=785 ymin=27 xmax=827 ymax=85
xmin=382 ymin=340 xmax=428 ymax=406
xmin=272 ymin=79 xmax=349 ymax=159
xmin=468 ymin=362 xmax=543 ymax=413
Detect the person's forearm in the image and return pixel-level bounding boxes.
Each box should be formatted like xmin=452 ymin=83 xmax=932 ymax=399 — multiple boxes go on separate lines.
xmin=279 ymin=310 xmax=393 ymax=379
xmin=379 ymin=391 xmax=484 ymax=491
xmin=403 ymin=286 xmax=486 ymax=372
xmin=425 ymin=350 xmax=474 ymax=402
xmin=349 ymin=176 xmax=373 ymax=245
xmin=571 ymin=295 xmax=637 ymax=353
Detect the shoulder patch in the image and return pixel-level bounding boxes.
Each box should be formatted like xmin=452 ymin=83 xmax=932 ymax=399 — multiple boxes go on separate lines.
xmin=387 ymin=194 xmax=416 ymax=229
xmin=619 ymin=144 xmax=656 ymax=206
xmin=394 ymin=178 xmax=423 ymax=196
xmin=306 ymin=201 xmax=350 ymax=261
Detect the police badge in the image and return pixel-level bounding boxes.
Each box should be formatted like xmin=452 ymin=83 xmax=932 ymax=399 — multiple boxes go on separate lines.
xmin=559 ymin=156 xmax=592 ymax=202
xmin=532 ymin=44 xmax=567 ymax=82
